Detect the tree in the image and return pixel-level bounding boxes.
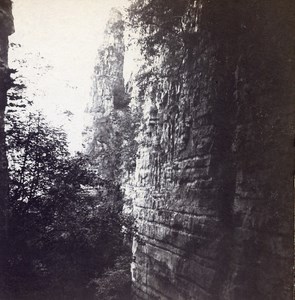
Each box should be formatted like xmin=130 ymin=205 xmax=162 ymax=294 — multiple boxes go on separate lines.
xmin=4 ymin=107 xmax=133 ymax=300
xmin=128 ymin=0 xmax=188 ymax=55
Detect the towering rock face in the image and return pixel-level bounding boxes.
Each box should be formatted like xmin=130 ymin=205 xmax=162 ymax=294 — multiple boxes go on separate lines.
xmin=84 ymin=8 xmax=129 ymax=181
xmin=129 ymin=1 xmax=294 ymax=300
xmin=0 ymin=0 xmax=14 ymax=295
xmin=87 ymin=2 xmax=294 ymax=299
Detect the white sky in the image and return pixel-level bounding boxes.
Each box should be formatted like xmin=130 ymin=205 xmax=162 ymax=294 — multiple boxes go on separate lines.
xmin=9 ymin=0 xmax=129 ymax=153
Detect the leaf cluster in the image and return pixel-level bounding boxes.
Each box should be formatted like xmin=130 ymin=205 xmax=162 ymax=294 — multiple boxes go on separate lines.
xmin=127 ymin=0 xmax=192 ymax=91
xmin=128 ymin=0 xmax=189 ymax=58
xmin=4 ymin=88 xmax=135 ymax=299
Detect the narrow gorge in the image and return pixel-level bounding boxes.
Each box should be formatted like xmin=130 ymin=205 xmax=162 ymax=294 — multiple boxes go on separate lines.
xmin=0 ymin=1 xmax=294 ymax=300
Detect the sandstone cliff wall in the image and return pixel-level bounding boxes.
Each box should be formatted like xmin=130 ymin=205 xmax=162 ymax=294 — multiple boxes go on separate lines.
xmin=87 ymin=2 xmax=294 ymax=299
xmin=129 ymin=1 xmax=295 ymax=299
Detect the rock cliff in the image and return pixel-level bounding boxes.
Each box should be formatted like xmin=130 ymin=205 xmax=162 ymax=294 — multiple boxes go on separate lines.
xmin=84 ymin=8 xmax=129 ymax=181
xmin=0 ymin=0 xmax=14 ymax=295
xmin=87 ymin=2 xmax=294 ymax=299
xmin=129 ymin=2 xmax=294 ymax=300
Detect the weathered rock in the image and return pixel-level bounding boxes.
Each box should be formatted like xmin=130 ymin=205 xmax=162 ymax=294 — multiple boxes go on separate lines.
xmin=0 ymin=0 xmax=14 ymax=296
xmin=87 ymin=2 xmax=294 ymax=299
xmin=84 ymin=8 xmax=129 ymax=181
xmin=128 ymin=1 xmax=294 ymax=300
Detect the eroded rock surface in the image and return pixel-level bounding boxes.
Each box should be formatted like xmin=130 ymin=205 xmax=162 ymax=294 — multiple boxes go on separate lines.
xmin=87 ymin=2 xmax=294 ymax=299
xmin=84 ymin=8 xmax=130 ymax=181
xmin=128 ymin=2 xmax=294 ymax=300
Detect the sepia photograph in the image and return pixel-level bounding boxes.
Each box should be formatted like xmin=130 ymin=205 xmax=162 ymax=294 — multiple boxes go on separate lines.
xmin=0 ymin=0 xmax=294 ymax=299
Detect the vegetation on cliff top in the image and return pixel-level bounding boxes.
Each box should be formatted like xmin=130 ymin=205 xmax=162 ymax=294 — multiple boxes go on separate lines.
xmin=127 ymin=0 xmax=194 ymax=87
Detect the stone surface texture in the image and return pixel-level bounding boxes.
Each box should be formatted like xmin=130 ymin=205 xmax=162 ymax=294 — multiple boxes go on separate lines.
xmin=87 ymin=2 xmax=294 ymax=299
xmin=0 ymin=0 xmax=14 ymax=296
xmin=128 ymin=1 xmax=295 ymax=300
xmin=84 ymin=8 xmax=130 ymax=181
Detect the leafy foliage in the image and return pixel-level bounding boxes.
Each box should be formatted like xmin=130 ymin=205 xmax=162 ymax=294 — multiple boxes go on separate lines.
xmin=127 ymin=0 xmax=193 ymax=88
xmin=6 ymin=112 xmax=69 ymax=204
xmin=128 ymin=0 xmax=189 ymax=58
xmin=91 ymin=252 xmax=132 ymax=300
xmin=4 ymin=97 xmax=133 ymax=299
xmin=110 ymin=107 xmax=142 ymax=178
xmin=87 ymin=106 xmax=141 ymax=182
